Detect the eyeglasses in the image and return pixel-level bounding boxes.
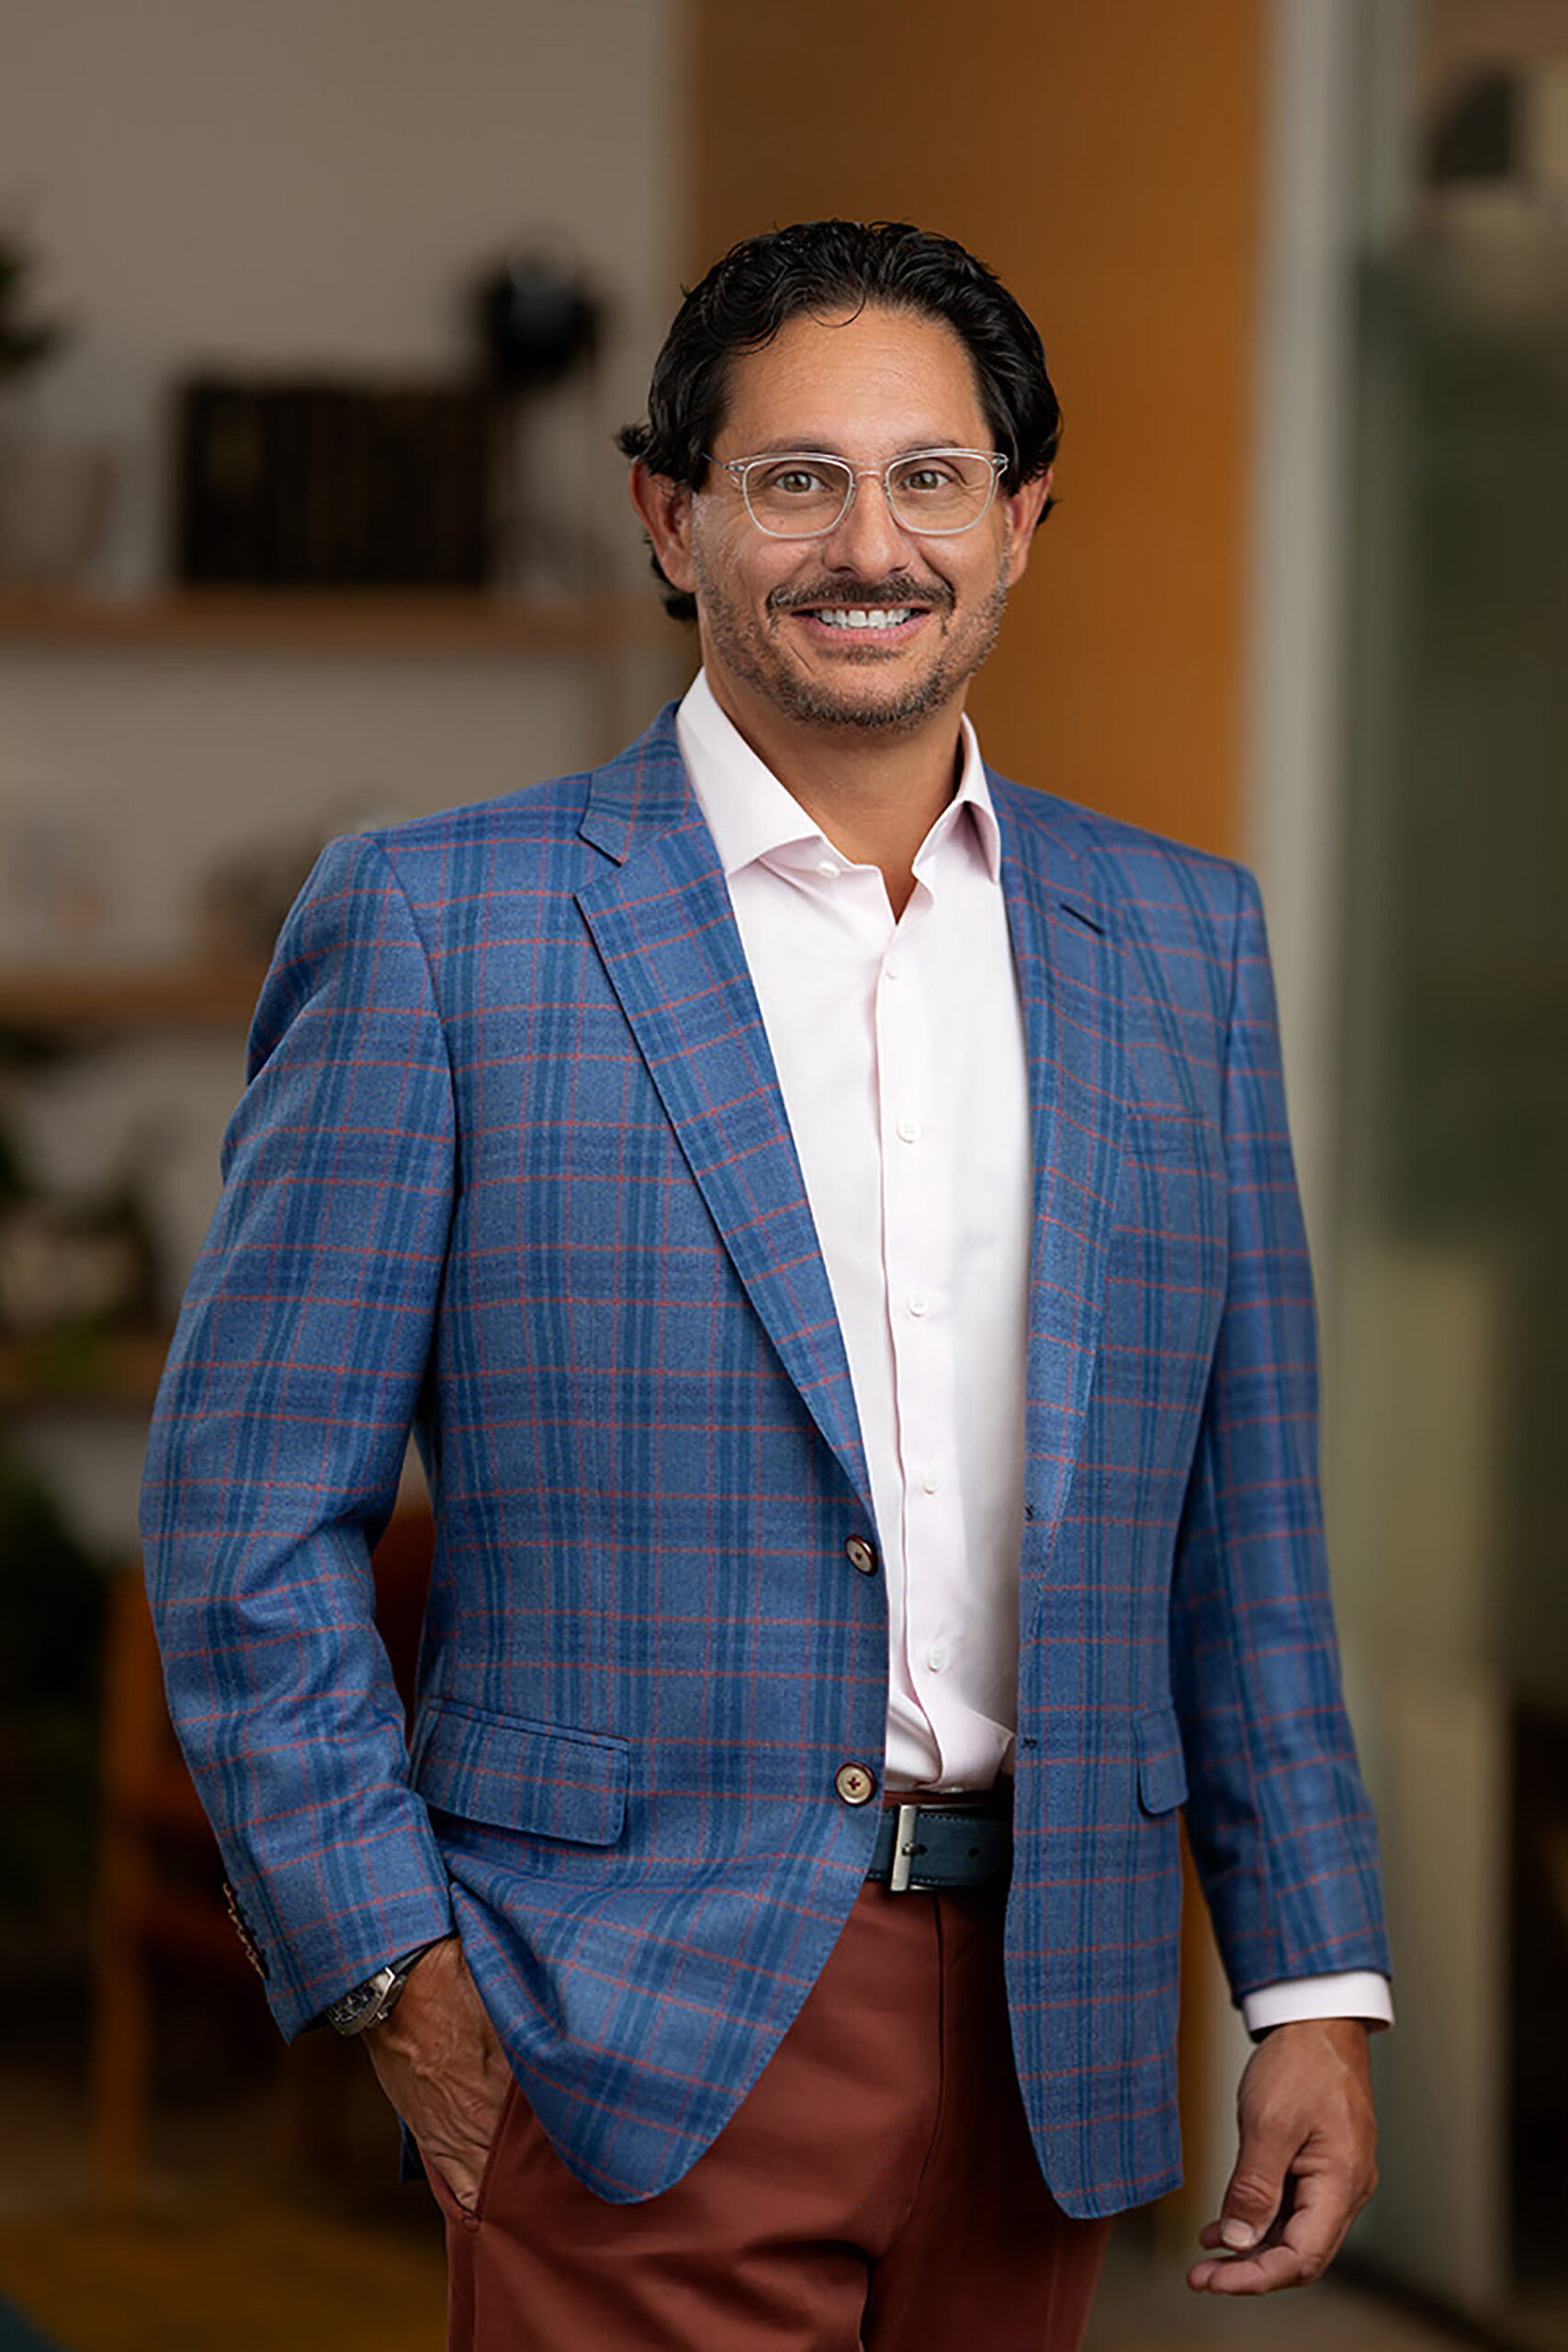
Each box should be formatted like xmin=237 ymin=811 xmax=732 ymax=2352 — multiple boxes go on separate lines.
xmin=706 ymin=447 xmax=1009 ymax=539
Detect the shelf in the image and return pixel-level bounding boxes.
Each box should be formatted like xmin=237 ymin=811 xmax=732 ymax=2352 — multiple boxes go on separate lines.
xmin=0 ymin=1327 xmax=170 ymax=1410
xmin=0 ymin=963 xmax=265 ymax=1034
xmin=0 ymin=588 xmax=669 ymax=655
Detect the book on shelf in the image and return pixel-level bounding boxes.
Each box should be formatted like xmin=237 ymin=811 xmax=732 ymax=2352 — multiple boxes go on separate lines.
xmin=175 ymin=375 xmax=498 ymax=590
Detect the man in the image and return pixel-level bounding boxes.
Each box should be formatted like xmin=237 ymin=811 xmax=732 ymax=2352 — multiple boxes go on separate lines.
xmin=142 ymin=220 xmax=1392 ymax=2350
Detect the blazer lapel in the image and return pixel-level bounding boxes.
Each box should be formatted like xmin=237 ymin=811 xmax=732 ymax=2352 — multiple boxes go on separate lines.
xmin=576 ymin=714 xmax=871 ymax=1516
xmin=995 ymin=784 xmax=1128 ymax=1620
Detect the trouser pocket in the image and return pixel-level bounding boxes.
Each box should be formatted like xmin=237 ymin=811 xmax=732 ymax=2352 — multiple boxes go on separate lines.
xmin=423 ymin=2075 xmax=522 ymax=2233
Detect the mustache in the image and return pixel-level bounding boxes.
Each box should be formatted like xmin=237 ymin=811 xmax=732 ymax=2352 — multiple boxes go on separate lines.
xmin=765 ymin=575 xmax=953 ymax=616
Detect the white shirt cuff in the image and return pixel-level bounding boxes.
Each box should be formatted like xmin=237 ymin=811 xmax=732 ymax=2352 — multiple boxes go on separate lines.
xmin=1240 ymin=1971 xmax=1394 ymax=2037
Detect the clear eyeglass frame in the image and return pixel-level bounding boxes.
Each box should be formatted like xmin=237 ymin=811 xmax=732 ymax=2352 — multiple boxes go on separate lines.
xmin=705 ymin=447 xmax=1010 ymax=539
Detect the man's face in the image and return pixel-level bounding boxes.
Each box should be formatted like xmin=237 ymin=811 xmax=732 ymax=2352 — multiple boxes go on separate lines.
xmin=636 ymin=306 xmax=1049 ymax=741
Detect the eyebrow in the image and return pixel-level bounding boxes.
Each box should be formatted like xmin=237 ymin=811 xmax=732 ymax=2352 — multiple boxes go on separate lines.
xmin=728 ymin=437 xmax=978 ymax=461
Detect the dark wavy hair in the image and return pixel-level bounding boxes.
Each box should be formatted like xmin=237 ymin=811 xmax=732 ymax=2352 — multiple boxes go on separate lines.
xmin=617 ymin=219 xmax=1061 ymax=622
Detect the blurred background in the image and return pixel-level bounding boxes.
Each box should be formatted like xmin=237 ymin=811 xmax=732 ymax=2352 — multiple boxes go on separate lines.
xmin=2 ymin=3 xmax=1566 ymax=2347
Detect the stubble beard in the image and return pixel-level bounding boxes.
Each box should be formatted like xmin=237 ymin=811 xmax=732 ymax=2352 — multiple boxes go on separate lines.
xmin=692 ymin=553 xmax=1014 ymax=736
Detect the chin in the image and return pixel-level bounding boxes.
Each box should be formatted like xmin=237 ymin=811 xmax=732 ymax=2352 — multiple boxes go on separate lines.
xmin=765 ymin=670 xmax=948 ymax=731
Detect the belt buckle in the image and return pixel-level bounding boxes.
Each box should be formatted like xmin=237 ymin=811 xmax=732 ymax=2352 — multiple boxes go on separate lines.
xmin=887 ymin=1802 xmax=920 ymax=1895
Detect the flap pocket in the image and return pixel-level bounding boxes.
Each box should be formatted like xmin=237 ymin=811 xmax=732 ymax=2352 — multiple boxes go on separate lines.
xmin=411 ymin=1702 xmax=628 ymax=1847
xmin=1122 ymin=1109 xmax=1213 ymax=1165
xmin=1135 ymin=1702 xmax=1189 ymax=1815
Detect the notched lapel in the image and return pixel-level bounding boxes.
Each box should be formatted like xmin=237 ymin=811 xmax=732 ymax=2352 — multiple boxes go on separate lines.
xmin=997 ymin=792 xmax=1129 ymax=1619
xmin=576 ymin=727 xmax=870 ymax=1515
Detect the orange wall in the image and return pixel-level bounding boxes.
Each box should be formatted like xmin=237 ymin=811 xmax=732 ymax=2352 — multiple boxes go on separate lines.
xmin=689 ymin=3 xmax=1265 ymax=856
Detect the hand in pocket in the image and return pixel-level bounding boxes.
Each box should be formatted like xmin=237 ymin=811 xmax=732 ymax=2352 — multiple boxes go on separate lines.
xmin=365 ymin=1936 xmax=513 ymax=2211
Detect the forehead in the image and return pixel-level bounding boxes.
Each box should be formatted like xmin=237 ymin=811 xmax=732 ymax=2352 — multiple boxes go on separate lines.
xmin=713 ymin=305 xmax=990 ymax=456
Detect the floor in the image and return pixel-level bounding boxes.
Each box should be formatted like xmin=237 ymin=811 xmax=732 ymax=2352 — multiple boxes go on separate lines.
xmin=0 ymin=2052 xmax=1529 ymax=2352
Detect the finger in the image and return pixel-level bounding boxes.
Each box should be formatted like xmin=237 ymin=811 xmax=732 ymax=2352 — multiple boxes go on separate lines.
xmin=1189 ymin=2242 xmax=1309 ymax=2296
xmin=436 ymin=2154 xmax=484 ymax=2211
xmin=1270 ymin=2167 xmax=1358 ymax=2283
xmin=1189 ymin=2175 xmax=1348 ymax=2295
xmin=421 ymin=2140 xmax=488 ymax=2219
xmin=1211 ymin=2103 xmax=1301 ymax=2255
xmin=1207 ymin=2166 xmax=1288 ymax=2257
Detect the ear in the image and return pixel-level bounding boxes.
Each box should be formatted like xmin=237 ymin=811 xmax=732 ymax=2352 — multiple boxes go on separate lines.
xmin=628 ymin=462 xmax=697 ymax=594
xmin=1001 ymin=465 xmax=1054 ymax=588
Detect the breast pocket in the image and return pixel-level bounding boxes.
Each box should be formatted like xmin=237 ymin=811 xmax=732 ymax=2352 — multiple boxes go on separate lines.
xmin=1134 ymin=1702 xmax=1190 ymax=1815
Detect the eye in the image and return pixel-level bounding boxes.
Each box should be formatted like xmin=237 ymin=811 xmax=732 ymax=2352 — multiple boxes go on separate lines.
xmin=896 ymin=458 xmax=962 ymax=495
xmin=759 ymin=460 xmax=839 ymax=498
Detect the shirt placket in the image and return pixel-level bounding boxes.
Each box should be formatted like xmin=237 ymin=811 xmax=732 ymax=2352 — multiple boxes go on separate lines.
xmin=874 ymin=893 xmax=970 ymax=1783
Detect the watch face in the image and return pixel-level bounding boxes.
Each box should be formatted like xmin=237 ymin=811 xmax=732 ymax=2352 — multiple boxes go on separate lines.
xmin=329 ymin=1969 xmax=393 ymax=2033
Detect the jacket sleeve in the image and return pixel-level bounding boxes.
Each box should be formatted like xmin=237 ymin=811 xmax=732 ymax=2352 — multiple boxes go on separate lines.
xmin=141 ymin=832 xmax=456 ymax=2037
xmin=1168 ymin=865 xmax=1392 ymax=1998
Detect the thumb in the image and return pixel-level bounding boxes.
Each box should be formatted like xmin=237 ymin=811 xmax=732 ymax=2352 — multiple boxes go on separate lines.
xmin=1214 ymin=2127 xmax=1292 ymax=2253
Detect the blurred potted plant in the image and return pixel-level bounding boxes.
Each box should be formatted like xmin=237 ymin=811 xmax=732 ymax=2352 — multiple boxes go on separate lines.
xmin=0 ymin=227 xmax=113 ymax=589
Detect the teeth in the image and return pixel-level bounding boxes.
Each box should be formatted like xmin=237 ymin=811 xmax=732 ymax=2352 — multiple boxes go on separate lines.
xmin=813 ymin=607 xmax=914 ymax=630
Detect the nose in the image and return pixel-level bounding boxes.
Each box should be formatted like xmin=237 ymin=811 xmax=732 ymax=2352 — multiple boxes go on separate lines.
xmin=819 ymin=469 xmax=911 ymax=574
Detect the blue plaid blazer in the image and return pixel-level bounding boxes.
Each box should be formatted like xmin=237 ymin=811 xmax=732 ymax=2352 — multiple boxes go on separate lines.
xmin=141 ymin=705 xmax=1389 ymax=2218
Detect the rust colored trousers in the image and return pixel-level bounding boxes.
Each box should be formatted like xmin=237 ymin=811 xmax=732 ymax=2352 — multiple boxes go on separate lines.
xmin=427 ymin=1880 xmax=1111 ymax=2350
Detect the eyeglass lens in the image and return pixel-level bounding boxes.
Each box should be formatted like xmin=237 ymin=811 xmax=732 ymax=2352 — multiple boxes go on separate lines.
xmin=742 ymin=452 xmax=998 ymax=537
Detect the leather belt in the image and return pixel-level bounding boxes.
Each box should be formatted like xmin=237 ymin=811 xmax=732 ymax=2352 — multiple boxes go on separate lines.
xmin=866 ymin=1791 xmax=1013 ymax=1894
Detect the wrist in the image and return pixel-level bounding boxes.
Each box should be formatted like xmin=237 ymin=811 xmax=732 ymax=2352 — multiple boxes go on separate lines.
xmin=1259 ymin=2015 xmax=1371 ymax=2040
xmin=325 ymin=1940 xmax=443 ymax=2037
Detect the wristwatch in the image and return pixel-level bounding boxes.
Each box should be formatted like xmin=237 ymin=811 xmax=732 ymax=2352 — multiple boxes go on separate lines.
xmin=325 ymin=1943 xmax=435 ymax=2037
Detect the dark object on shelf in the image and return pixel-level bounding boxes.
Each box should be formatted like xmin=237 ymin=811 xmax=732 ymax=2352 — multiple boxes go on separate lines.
xmin=0 ymin=232 xmax=66 ymax=384
xmin=476 ymin=246 xmax=600 ymax=394
xmin=1428 ymin=70 xmax=1520 ymax=186
xmin=175 ymin=377 xmax=497 ymax=588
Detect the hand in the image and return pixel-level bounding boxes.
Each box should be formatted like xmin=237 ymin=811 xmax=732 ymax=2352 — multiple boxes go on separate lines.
xmin=1188 ymin=2017 xmax=1378 ymax=2295
xmin=362 ymin=1935 xmax=513 ymax=2211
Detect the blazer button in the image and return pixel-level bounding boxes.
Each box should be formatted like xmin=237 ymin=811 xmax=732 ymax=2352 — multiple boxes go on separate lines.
xmin=835 ymin=1761 xmax=877 ymax=1806
xmin=845 ymin=1536 xmax=877 ymax=1576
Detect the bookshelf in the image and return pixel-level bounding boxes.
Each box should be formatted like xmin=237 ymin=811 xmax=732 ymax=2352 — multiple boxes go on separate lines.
xmin=0 ymin=962 xmax=265 ymax=1034
xmin=0 ymin=965 xmax=255 ymax=1413
xmin=0 ymin=1328 xmax=171 ymax=1410
xmin=0 ymin=588 xmax=681 ymax=1419
xmin=0 ymin=587 xmax=667 ymax=656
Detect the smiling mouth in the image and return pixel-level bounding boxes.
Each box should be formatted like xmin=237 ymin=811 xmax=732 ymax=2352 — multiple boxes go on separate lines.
xmin=811 ymin=606 xmax=918 ymax=631
xmin=768 ymin=580 xmax=949 ymax=640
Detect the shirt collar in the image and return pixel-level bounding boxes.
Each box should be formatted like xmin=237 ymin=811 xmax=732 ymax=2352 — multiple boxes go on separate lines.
xmin=675 ymin=668 xmax=1002 ymax=887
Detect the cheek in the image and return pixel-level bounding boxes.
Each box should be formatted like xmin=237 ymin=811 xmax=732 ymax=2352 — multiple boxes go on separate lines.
xmin=694 ymin=537 xmax=801 ymax=626
xmin=690 ymin=523 xmax=755 ymax=607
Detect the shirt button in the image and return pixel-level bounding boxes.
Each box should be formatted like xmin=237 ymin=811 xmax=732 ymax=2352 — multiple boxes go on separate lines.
xmin=926 ymin=1642 xmax=951 ymax=1674
xmin=816 ymin=858 xmax=839 ymax=878
xmin=835 ymin=1761 xmax=877 ymax=1806
xmin=908 ymin=1291 xmax=930 ymax=1317
xmin=845 ymin=1536 xmax=877 ymax=1576
xmin=884 ymin=959 xmax=902 ymax=982
xmin=897 ymin=1114 xmax=922 ymax=1144
xmin=921 ymin=1469 xmax=941 ymax=1495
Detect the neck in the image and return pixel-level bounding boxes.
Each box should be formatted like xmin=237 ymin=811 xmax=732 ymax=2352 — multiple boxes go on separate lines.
xmin=703 ymin=672 xmax=966 ymax=919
